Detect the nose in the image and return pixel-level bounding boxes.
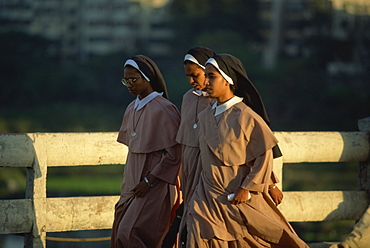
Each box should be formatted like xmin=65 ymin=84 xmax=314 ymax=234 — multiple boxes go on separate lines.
xmin=188 ymin=76 xmax=194 ymax=84
xmin=204 ymin=77 xmax=210 ymax=86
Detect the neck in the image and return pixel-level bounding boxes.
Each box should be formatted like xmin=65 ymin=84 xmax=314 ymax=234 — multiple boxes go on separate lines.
xmin=139 ymin=90 xmax=154 ymax=100
xmin=217 ymin=93 xmax=234 ymax=105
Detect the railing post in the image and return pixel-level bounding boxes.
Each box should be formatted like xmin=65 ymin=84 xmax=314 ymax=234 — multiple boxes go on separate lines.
xmin=24 ymin=134 xmax=48 ymax=247
xmin=330 ymin=118 xmax=370 ymax=248
xmin=358 ymin=117 xmax=370 ymax=192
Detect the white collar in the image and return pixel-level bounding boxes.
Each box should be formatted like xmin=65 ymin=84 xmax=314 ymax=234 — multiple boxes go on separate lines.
xmin=134 ymin=91 xmax=162 ymax=110
xmin=212 ymin=96 xmax=243 ymax=116
xmin=192 ymin=89 xmax=208 ymax=97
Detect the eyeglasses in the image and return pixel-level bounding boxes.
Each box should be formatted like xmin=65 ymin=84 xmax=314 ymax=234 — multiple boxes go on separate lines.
xmin=121 ymin=76 xmax=141 ymax=86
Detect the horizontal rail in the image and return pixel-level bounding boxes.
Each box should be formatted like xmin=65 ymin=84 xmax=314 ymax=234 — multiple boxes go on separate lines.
xmin=274 ymin=131 xmax=369 ymax=163
xmin=45 ymin=196 xmax=119 ymax=232
xmin=0 ymin=133 xmax=128 ymax=167
xmin=279 ymin=191 xmax=369 ymax=222
xmin=0 ymin=134 xmax=35 ymax=167
xmin=1 ymin=191 xmax=368 ymax=234
xmin=0 ymin=199 xmax=33 ymax=234
xmin=1 ymin=132 xmax=368 ymax=168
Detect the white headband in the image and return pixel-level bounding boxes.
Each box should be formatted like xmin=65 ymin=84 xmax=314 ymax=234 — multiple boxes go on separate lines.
xmin=206 ymin=58 xmax=234 ymax=85
xmin=124 ymin=59 xmax=150 ymax=81
xmin=184 ymin=54 xmax=205 ymax=69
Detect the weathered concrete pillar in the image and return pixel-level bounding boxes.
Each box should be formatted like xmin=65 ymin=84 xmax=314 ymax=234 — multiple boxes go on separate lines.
xmin=24 ymin=134 xmax=48 ymax=248
xmin=330 ymin=117 xmax=370 ymax=248
xmin=358 ymin=117 xmax=370 ymax=192
xmin=344 ymin=116 xmax=370 ymax=246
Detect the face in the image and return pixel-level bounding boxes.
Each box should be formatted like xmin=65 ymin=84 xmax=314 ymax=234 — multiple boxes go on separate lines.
xmin=123 ymin=66 xmax=153 ymax=99
xmin=205 ymin=64 xmax=231 ymax=99
xmin=184 ymin=63 xmax=206 ymax=91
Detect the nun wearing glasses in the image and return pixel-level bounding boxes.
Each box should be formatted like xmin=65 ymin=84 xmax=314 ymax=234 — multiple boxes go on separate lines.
xmin=111 ymin=55 xmax=182 ymax=248
xmin=187 ymin=54 xmax=309 ymax=248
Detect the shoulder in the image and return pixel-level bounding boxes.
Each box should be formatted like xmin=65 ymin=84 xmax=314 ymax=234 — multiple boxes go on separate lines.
xmin=152 ymin=95 xmax=177 ymax=108
xmin=127 ymin=100 xmax=135 ymax=108
xmin=151 ymin=95 xmax=180 ymax=118
xmin=234 ymin=102 xmax=273 ymax=136
xmin=123 ymin=100 xmax=136 ymax=115
xmin=183 ymin=88 xmax=194 ymax=97
xmin=182 ymin=89 xmax=198 ymax=101
xmin=234 ymin=102 xmax=259 ymax=119
xmin=233 ymin=102 xmax=264 ymax=128
xmin=198 ymin=102 xmax=213 ymax=118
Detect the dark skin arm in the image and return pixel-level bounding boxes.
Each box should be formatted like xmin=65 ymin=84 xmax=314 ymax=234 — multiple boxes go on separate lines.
xmin=231 ymin=187 xmax=250 ymax=205
xmin=231 ymin=184 xmax=283 ymax=206
xmin=131 ymin=174 xmax=156 ymax=197
xmin=268 ymin=184 xmax=283 ymax=206
xmin=246 ymin=157 xmax=283 ymax=206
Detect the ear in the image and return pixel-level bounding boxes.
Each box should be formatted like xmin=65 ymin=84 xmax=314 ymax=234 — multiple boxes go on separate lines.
xmin=147 ymin=81 xmax=154 ymax=90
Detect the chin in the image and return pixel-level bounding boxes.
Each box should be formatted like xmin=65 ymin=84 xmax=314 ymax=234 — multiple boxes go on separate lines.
xmin=207 ymin=91 xmax=214 ymax=97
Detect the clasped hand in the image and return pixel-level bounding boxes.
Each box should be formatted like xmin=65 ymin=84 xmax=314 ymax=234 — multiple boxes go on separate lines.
xmin=268 ymin=186 xmax=283 ymax=206
xmin=230 ymin=188 xmax=250 ymax=205
xmin=131 ymin=175 xmax=155 ymax=197
xmin=231 ymin=186 xmax=284 ymax=206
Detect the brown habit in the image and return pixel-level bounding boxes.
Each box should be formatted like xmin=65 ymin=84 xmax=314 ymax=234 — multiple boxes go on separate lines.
xmin=176 ymin=90 xmax=212 ymax=208
xmin=111 ymin=95 xmax=182 ymax=248
xmin=187 ymin=101 xmax=309 ymax=248
xmin=175 ymin=89 xmax=213 ymax=241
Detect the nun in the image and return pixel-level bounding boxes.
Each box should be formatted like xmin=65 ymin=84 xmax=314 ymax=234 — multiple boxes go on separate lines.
xmin=168 ymin=47 xmax=216 ymax=245
xmin=111 ymin=55 xmax=182 ymax=248
xmin=187 ymin=54 xmax=309 ymax=247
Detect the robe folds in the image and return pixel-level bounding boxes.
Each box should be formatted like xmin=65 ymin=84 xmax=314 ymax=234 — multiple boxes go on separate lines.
xmin=187 ymin=102 xmax=309 ymax=248
xmin=176 ymin=89 xmax=213 ymax=242
xmin=111 ymin=95 xmax=182 ymax=248
xmin=176 ymin=90 xmax=213 ymax=209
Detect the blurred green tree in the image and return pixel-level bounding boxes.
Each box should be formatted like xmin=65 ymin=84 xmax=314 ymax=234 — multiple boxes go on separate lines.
xmin=0 ymin=32 xmax=130 ymax=108
xmin=168 ymin=0 xmax=261 ymax=55
xmin=0 ymin=32 xmax=56 ymax=106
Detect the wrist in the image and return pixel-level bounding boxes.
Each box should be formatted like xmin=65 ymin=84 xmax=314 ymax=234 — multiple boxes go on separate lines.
xmin=238 ymin=187 xmax=249 ymax=193
xmin=144 ymin=177 xmax=153 ymax=187
xmin=269 ymin=184 xmax=277 ymax=191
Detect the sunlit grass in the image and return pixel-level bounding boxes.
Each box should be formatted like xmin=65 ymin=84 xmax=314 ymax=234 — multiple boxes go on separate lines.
xmin=292 ymin=220 xmax=356 ymax=243
xmin=47 ymin=176 xmax=122 ymax=197
xmin=0 ymin=167 xmax=27 ymax=199
xmin=47 ymin=165 xmax=124 ymax=197
xmin=283 ymin=162 xmax=358 ymax=191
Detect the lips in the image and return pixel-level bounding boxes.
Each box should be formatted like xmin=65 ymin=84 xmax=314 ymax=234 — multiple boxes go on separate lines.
xmin=192 ymin=84 xmax=200 ymax=90
xmin=128 ymin=89 xmax=136 ymax=95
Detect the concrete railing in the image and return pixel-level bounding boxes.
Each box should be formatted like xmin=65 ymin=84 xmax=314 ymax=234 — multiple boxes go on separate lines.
xmin=1 ymin=117 xmax=369 ymax=247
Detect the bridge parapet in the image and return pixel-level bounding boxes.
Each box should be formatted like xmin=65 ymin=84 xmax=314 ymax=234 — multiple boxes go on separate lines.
xmin=1 ymin=117 xmax=369 ymax=247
